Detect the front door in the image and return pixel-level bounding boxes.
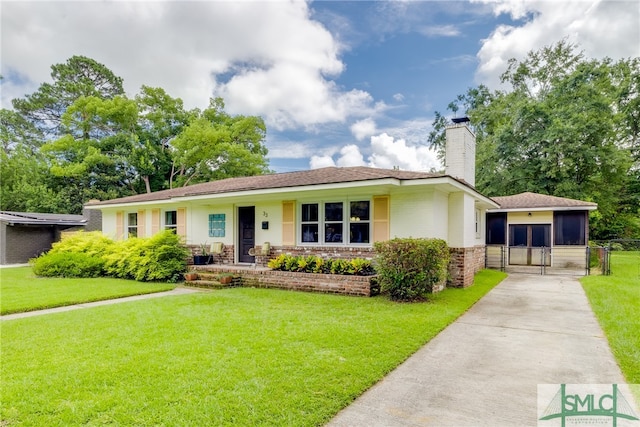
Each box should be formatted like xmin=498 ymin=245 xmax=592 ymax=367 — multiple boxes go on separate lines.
xmin=238 ymin=207 xmax=255 ymax=263
xmin=508 ymin=224 xmax=551 ymax=266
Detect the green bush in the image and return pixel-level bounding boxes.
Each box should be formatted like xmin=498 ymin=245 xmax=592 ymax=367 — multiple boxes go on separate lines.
xmin=47 ymin=231 xmax=115 ymax=257
xmin=267 ymin=254 xmax=374 ymax=276
xmin=32 ymin=252 xmax=104 ymax=278
xmin=104 ymin=230 xmax=190 ymax=282
xmin=374 ymin=238 xmax=450 ymax=301
xmin=32 ymin=230 xmax=190 ymax=283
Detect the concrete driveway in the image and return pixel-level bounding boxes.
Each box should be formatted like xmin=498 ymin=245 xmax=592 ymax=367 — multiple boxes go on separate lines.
xmin=328 ymin=274 xmax=637 ymax=426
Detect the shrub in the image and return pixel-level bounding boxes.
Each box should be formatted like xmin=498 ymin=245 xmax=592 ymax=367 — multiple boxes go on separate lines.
xmin=32 ymin=230 xmax=189 ymax=283
xmin=32 ymin=252 xmax=104 ymax=278
xmin=374 ymin=238 xmax=450 ymax=301
xmin=266 ymin=254 xmax=374 ymax=276
xmin=47 ymin=231 xmax=115 ymax=258
xmin=267 ymin=254 xmax=287 ymax=270
xmin=104 ymin=230 xmax=190 ymax=282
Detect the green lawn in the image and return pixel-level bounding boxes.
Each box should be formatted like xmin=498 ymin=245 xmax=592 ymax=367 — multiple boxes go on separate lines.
xmin=0 ymin=267 xmax=176 ymax=315
xmin=581 ymin=251 xmax=640 ymax=385
xmin=1 ymin=269 xmax=506 ymax=426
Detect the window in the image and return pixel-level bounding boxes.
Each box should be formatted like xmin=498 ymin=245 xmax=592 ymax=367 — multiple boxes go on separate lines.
xmin=554 ymin=211 xmax=586 ymax=245
xmin=301 ymin=203 xmax=319 ymax=243
xmin=165 ymin=210 xmax=177 ymax=232
xmin=349 ymin=201 xmax=370 ymax=243
xmin=324 ymin=202 xmax=343 ymax=243
xmin=299 ymin=200 xmax=370 ymax=245
xmin=486 ymin=213 xmax=506 ymax=245
xmin=475 ymin=209 xmax=481 ymax=238
xmin=209 ymin=214 xmax=226 ymax=237
xmin=127 ymin=213 xmax=138 ymax=237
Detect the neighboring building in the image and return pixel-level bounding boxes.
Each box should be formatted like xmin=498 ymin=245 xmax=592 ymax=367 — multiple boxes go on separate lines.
xmin=0 ymin=211 xmax=87 ymax=265
xmin=86 ymin=123 xmax=498 ymax=287
xmin=485 ymin=192 xmax=597 ymax=270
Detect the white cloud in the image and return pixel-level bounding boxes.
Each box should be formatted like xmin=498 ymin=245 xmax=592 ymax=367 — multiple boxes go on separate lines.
xmin=310 ymin=155 xmax=336 ymax=169
xmin=393 ymin=93 xmax=405 ymax=102
xmin=368 ymin=133 xmax=439 ymax=171
xmin=0 ymin=1 xmax=376 ymax=130
xmin=350 ymin=118 xmax=377 ymax=141
xmin=473 ymin=0 xmax=640 ymax=88
xmin=336 ymin=145 xmax=366 ymax=167
xmin=309 ymin=132 xmax=440 ymax=172
xmin=419 ymin=24 xmax=461 ymax=37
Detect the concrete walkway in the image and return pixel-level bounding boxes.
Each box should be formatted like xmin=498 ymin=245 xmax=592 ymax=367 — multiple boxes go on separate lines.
xmin=328 ymin=274 xmax=637 ymax=426
xmin=1 ymin=287 xmax=201 ymax=320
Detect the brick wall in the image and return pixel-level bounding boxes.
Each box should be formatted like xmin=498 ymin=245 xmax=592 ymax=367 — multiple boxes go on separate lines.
xmin=271 ymin=245 xmax=375 ymax=263
xmin=188 ymin=244 xmax=234 ymax=264
xmin=193 ymin=265 xmax=374 ymax=297
xmin=448 ymin=245 xmax=485 ymax=288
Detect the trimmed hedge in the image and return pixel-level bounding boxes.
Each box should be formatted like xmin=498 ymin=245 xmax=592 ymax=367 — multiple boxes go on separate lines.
xmin=31 ymin=230 xmax=190 ymax=282
xmin=374 ymin=238 xmax=450 ymax=301
xmin=267 ymin=254 xmax=375 ymax=276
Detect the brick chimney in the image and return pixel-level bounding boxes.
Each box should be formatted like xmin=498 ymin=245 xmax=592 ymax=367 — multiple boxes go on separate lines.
xmin=445 ymin=118 xmax=475 ymax=187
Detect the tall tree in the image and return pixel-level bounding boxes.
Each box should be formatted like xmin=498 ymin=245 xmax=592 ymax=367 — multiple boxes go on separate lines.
xmin=133 ymin=86 xmax=193 ymax=193
xmin=170 ymin=97 xmax=269 ymax=187
xmin=430 ymin=41 xmax=639 ymax=239
xmin=12 ymin=55 xmax=124 ymax=137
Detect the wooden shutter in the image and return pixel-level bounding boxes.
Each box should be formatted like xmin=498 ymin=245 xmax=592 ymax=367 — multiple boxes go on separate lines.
xmin=137 ymin=209 xmax=146 ymax=238
xmin=177 ymin=208 xmax=186 ymax=238
xmin=282 ymin=201 xmax=295 ymax=246
xmin=373 ymin=196 xmax=389 ymax=242
xmin=151 ymin=209 xmax=160 ymax=234
xmin=115 ymin=211 xmax=124 ymax=241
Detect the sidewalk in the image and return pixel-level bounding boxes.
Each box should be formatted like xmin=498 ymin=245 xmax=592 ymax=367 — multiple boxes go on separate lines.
xmin=327 ymin=274 xmax=636 ymax=426
xmin=1 ymin=287 xmax=201 ymax=320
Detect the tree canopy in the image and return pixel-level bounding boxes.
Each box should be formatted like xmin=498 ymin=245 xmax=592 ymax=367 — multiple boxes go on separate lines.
xmin=1 ymin=56 xmax=270 ymax=214
xmin=430 ymin=41 xmax=639 ymax=240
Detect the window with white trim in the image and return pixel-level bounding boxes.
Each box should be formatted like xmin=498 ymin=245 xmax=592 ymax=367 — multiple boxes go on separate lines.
xmin=299 ymin=200 xmax=370 ymax=245
xmin=301 ymin=203 xmax=319 ymax=243
xmin=165 ymin=210 xmax=177 ymax=232
xmin=127 ymin=213 xmax=138 ymax=237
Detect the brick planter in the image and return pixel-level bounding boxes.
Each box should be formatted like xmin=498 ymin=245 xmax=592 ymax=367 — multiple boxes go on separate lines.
xmin=241 ymin=270 xmax=376 ymax=297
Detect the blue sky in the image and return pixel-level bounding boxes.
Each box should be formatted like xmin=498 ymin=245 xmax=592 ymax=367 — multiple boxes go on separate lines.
xmin=2 ymin=1 xmax=638 ymax=173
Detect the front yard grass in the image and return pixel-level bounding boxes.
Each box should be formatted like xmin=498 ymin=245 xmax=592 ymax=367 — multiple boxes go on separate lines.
xmin=0 ymin=267 xmax=175 ymax=315
xmin=1 ymin=269 xmax=506 ymax=426
xmin=581 ymin=251 xmax=640 ymax=386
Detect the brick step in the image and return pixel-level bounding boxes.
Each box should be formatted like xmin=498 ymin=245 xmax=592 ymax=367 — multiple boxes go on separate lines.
xmin=185 ymin=279 xmax=236 ymax=289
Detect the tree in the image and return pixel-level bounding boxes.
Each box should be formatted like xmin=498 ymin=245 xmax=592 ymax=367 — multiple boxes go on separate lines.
xmin=170 ymin=97 xmax=269 ymax=187
xmin=2 ymin=56 xmax=271 ymax=213
xmin=430 ymin=41 xmax=639 ymax=239
xmin=133 ymin=86 xmax=193 ymax=193
xmin=12 ymin=56 xmax=124 ymax=137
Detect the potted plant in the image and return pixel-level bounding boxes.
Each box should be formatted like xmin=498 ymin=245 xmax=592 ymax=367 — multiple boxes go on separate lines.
xmin=193 ymin=243 xmax=212 ymax=265
xmin=184 ymin=271 xmax=198 ymax=281
xmin=217 ymin=273 xmax=233 ymax=284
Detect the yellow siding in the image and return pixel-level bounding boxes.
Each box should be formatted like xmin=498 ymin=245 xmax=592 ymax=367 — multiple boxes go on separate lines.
xmin=507 ymin=211 xmax=553 ymax=225
xmin=373 ymin=196 xmax=390 ymax=242
xmin=282 ymin=201 xmax=295 ymax=245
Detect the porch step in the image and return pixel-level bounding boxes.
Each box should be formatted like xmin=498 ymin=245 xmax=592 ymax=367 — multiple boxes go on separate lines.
xmin=184 ymin=279 xmax=236 ymax=289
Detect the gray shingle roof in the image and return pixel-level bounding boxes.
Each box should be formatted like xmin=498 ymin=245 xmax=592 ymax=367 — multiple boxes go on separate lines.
xmin=492 ymin=192 xmax=597 ymax=210
xmin=86 ymin=167 xmax=445 ymax=206
xmin=0 ymin=211 xmax=86 ymax=226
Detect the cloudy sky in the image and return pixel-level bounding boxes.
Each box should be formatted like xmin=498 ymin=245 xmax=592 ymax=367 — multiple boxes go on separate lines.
xmin=2 ymin=0 xmax=638 ymax=172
